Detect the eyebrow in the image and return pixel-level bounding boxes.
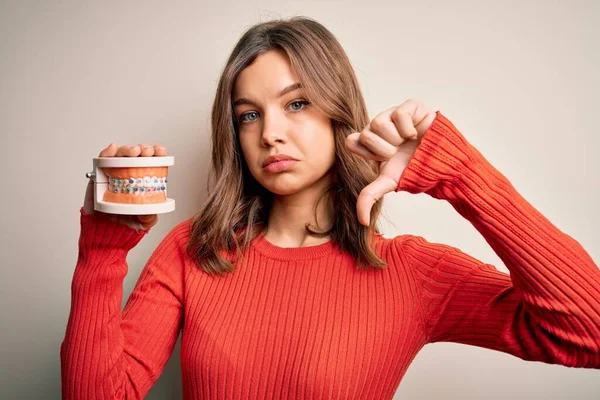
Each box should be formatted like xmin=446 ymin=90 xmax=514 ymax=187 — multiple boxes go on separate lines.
xmin=233 ymin=82 xmax=303 ymax=107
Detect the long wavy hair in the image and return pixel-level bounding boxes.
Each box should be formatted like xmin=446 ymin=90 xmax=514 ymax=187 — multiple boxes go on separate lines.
xmin=187 ymin=16 xmax=387 ymax=276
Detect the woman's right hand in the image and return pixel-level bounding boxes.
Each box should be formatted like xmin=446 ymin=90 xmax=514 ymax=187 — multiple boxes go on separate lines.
xmin=83 ymin=143 xmax=168 ymax=231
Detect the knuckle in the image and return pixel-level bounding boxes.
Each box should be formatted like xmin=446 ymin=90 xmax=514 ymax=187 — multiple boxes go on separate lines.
xmin=358 ymin=129 xmax=372 ymax=144
xmin=369 ymin=118 xmax=385 ymax=131
xmin=390 ymin=108 xmax=404 ymax=121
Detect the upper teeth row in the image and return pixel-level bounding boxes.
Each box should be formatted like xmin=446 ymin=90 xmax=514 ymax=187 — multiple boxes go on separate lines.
xmin=109 ymin=176 xmax=167 ymax=188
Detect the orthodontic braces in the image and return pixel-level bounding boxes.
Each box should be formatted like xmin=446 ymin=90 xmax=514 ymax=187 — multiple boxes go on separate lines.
xmin=108 ymin=176 xmax=168 ymax=195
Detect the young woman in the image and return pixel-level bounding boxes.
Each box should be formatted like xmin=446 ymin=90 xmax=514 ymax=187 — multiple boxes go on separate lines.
xmin=61 ymin=16 xmax=600 ymax=399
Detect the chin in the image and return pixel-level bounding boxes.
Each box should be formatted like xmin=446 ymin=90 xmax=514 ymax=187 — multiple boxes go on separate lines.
xmin=261 ymin=179 xmax=305 ymax=196
xmin=255 ymin=172 xmax=314 ymax=196
xmin=256 ymin=173 xmax=318 ymax=196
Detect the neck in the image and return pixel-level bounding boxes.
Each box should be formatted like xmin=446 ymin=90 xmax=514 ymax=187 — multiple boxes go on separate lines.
xmin=264 ymin=175 xmax=334 ymax=248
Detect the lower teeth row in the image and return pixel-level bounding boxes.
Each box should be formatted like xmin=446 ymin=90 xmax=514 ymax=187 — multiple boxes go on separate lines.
xmin=109 ymin=185 xmax=166 ymax=195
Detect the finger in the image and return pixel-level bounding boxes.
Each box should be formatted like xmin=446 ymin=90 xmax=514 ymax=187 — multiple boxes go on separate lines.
xmin=356 ymin=175 xmax=397 ymax=226
xmin=415 ymin=110 xmax=437 ymax=136
xmin=377 ymin=141 xmax=419 ymax=185
xmin=153 ymin=143 xmax=168 ymax=156
xmin=358 ymin=128 xmax=397 ymax=159
xmin=345 ymin=133 xmax=387 ymax=161
xmin=390 ymin=108 xmax=418 ymax=140
xmin=115 ymin=145 xmax=141 ymax=157
xmin=394 ymin=99 xmax=436 ymax=138
xmin=139 ymin=144 xmax=155 ymax=157
xmin=99 ymin=143 xmax=117 ymax=157
xmin=369 ymin=107 xmax=406 ymax=146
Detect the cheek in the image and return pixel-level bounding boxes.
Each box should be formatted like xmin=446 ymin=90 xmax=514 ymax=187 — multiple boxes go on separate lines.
xmin=303 ymin=126 xmax=336 ymax=167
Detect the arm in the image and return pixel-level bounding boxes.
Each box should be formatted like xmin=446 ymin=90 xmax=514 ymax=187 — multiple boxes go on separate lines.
xmin=395 ymin=112 xmax=600 ymax=368
xmin=60 ymin=208 xmax=188 ymax=398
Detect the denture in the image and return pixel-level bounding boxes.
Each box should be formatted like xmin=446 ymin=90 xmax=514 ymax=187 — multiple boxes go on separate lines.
xmin=102 ymin=167 xmax=168 ymax=204
xmin=89 ymin=156 xmax=175 ymax=215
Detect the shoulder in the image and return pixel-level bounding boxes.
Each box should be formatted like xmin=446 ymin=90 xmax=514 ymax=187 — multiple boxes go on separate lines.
xmin=376 ymin=233 xmax=487 ymax=274
xmin=150 ymin=216 xmax=195 ymax=263
xmin=371 ymin=232 xmax=413 ymax=263
xmin=372 ymin=231 xmax=418 ymax=251
xmin=372 ymin=232 xmax=454 ymax=264
xmin=162 ymin=216 xmax=194 ymax=242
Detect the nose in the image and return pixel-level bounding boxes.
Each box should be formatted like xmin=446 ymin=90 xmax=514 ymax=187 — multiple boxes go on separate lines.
xmin=261 ymin=109 xmax=286 ymax=147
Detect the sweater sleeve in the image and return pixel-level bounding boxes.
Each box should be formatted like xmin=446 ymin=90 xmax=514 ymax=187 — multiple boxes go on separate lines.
xmin=394 ymin=111 xmax=600 ymax=368
xmin=60 ymin=207 xmax=188 ymax=399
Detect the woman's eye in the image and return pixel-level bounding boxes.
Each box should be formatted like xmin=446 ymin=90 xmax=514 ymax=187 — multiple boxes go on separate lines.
xmin=239 ymin=111 xmax=259 ymax=123
xmin=289 ymin=100 xmax=309 ymax=111
xmin=237 ymin=100 xmax=310 ymax=124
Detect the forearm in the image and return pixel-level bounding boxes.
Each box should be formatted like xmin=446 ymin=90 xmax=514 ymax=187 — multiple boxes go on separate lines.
xmin=60 ymin=209 xmax=148 ymax=398
xmin=398 ymin=112 xmax=600 ymax=365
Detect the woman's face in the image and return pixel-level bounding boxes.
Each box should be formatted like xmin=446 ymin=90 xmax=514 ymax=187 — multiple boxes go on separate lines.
xmin=232 ymin=50 xmax=335 ymax=196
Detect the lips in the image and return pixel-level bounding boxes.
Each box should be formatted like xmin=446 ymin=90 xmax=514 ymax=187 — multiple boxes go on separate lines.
xmin=262 ymin=154 xmax=298 ymax=168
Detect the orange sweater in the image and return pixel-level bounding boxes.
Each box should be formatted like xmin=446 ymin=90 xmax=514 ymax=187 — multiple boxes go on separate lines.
xmin=61 ymin=112 xmax=600 ymax=399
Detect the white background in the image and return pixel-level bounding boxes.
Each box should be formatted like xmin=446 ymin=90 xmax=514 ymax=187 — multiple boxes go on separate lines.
xmin=1 ymin=0 xmax=598 ymax=398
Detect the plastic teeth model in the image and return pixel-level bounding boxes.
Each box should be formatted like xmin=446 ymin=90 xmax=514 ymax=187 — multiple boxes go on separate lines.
xmin=86 ymin=156 xmax=175 ymax=215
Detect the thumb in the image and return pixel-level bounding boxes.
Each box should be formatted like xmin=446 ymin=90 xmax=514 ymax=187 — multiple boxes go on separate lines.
xmin=356 ymin=175 xmax=397 ymax=226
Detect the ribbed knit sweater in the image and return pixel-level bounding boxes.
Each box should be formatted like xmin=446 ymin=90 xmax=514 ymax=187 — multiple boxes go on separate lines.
xmin=61 ymin=112 xmax=600 ymax=399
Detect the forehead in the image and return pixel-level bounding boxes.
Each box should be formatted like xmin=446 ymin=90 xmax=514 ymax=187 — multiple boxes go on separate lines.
xmin=233 ymin=50 xmax=300 ymax=98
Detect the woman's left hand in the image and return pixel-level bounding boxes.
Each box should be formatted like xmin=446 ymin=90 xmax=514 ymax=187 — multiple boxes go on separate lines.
xmin=345 ymin=99 xmax=437 ymax=226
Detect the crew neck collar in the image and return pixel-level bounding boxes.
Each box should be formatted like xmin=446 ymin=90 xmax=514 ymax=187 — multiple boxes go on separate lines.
xmin=251 ymin=231 xmax=337 ymax=261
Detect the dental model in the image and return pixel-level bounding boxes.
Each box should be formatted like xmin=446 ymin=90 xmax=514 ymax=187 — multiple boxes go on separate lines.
xmin=86 ymin=156 xmax=175 ymax=215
